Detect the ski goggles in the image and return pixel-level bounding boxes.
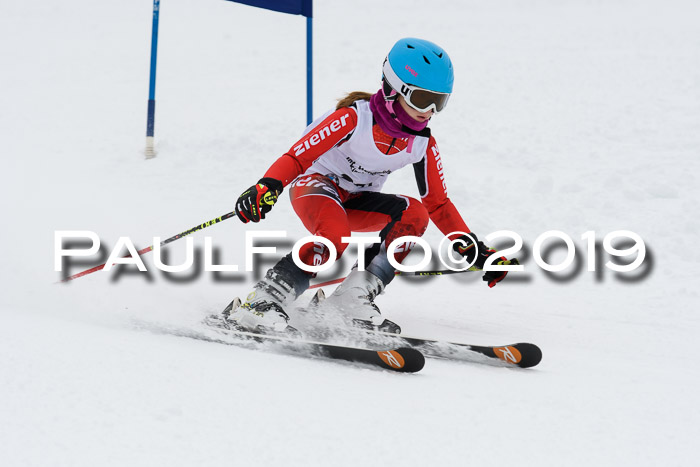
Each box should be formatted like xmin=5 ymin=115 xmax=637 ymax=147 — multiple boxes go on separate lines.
xmin=382 ymin=59 xmax=451 ymax=113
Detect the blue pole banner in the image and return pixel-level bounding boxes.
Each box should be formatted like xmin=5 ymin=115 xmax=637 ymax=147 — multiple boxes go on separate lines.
xmin=225 ymin=0 xmax=314 ymax=123
xmin=225 ymin=0 xmax=312 ymax=17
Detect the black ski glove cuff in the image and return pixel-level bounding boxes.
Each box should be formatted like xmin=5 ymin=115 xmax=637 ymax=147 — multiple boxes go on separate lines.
xmin=452 ymin=233 xmax=493 ymax=270
xmin=235 ymin=177 xmax=284 ymax=223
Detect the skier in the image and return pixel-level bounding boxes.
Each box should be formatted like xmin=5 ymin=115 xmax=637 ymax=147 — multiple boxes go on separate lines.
xmin=230 ymin=38 xmax=517 ymax=333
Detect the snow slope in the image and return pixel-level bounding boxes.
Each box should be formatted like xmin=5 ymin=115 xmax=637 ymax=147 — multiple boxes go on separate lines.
xmin=1 ymin=0 xmax=699 ymax=465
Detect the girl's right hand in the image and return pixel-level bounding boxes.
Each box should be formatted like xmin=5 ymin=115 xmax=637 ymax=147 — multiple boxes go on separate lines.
xmin=235 ymin=177 xmax=283 ymax=223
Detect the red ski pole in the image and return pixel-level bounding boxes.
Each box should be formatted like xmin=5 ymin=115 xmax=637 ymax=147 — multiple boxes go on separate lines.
xmin=57 ymin=211 xmax=237 ymax=283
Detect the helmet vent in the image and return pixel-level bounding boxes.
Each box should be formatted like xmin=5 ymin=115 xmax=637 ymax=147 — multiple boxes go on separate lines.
xmin=423 ymin=55 xmax=431 ymax=64
xmin=434 ymin=52 xmax=443 ymax=58
xmin=406 ymin=44 xmax=415 ymax=49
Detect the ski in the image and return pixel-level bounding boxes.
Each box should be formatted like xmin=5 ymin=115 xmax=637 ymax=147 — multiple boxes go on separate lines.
xmin=200 ymin=315 xmax=425 ymax=373
xmin=300 ymin=290 xmax=543 ymax=368
xmin=299 ymin=324 xmax=542 ymax=368
xmin=366 ymin=331 xmax=542 ymax=368
xmin=138 ymin=317 xmax=424 ymax=373
xmin=199 ymin=294 xmax=541 ymax=372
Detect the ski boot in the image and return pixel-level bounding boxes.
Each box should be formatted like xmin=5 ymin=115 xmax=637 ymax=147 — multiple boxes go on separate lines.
xmin=322 ymin=269 xmax=401 ymax=334
xmin=227 ymin=255 xmax=310 ymax=335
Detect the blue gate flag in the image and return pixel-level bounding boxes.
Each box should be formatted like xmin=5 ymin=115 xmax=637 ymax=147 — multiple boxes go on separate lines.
xmin=226 ymin=0 xmax=314 ymax=123
xmin=226 ymin=0 xmax=312 ymax=17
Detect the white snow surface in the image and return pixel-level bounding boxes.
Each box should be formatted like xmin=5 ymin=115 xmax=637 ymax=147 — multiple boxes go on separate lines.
xmin=2 ymin=0 xmax=700 ymax=465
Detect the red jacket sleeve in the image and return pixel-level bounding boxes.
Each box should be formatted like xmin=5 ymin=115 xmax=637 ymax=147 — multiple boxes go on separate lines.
xmin=414 ymin=136 xmax=471 ymax=239
xmin=264 ymin=107 xmax=358 ymax=186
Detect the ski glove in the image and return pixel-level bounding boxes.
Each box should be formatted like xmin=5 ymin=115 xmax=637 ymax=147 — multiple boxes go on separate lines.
xmin=483 ymin=257 xmax=520 ymax=288
xmin=235 ymin=177 xmax=284 ymax=223
xmin=452 ymin=233 xmax=519 ymax=288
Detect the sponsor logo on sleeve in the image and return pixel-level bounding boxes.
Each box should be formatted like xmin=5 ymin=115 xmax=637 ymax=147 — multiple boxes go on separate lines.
xmin=431 ymin=143 xmax=447 ymax=195
xmin=294 ymin=113 xmax=352 ymax=156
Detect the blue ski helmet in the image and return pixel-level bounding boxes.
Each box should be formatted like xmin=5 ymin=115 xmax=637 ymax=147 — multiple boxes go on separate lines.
xmin=382 ymin=38 xmax=453 ymax=113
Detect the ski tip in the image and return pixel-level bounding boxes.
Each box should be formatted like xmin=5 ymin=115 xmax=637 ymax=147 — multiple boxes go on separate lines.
xmin=400 ymin=347 xmax=426 ymax=372
xmin=514 ymin=343 xmax=542 ymax=368
xmin=489 ymin=343 xmax=542 ymax=368
xmin=376 ymin=347 xmax=425 ymax=373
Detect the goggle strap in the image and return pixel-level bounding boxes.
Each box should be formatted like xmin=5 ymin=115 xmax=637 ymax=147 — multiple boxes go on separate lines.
xmin=382 ymin=77 xmax=398 ymax=101
xmin=384 ymin=98 xmax=397 ymax=118
xmin=382 ymin=61 xmax=408 ymax=98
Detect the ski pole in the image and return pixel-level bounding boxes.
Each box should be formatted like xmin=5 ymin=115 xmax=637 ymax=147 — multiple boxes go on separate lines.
xmin=57 ymin=211 xmax=237 ymax=283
